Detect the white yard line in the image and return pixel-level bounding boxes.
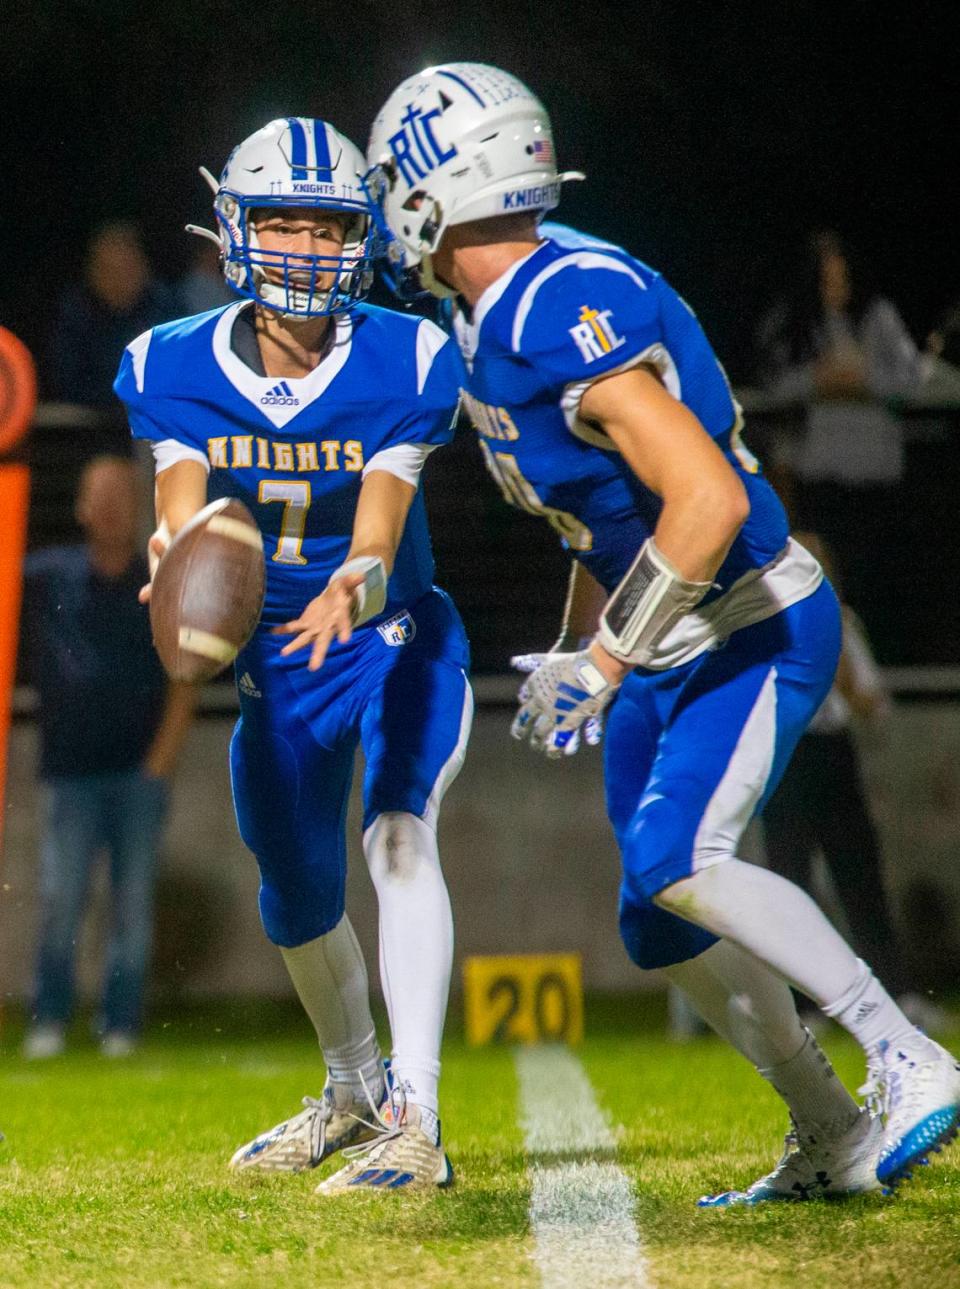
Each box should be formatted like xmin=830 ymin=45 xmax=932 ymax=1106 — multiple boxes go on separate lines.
xmin=514 ymin=1045 xmax=652 ymax=1289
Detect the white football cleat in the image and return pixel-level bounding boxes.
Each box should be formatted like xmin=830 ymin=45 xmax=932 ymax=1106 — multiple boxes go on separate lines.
xmin=315 ymin=1096 xmax=453 ymax=1194
xmin=861 ymin=1036 xmax=960 ymax=1189
xmin=698 ymin=1108 xmax=882 ymax=1207
xmin=22 ymin=1023 xmax=66 ymax=1060
xmin=229 ymin=1070 xmax=388 ymax=1173
xmin=100 ymin=1032 xmax=138 ymax=1059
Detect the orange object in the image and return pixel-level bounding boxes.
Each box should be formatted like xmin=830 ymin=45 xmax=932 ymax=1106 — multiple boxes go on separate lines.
xmin=0 ymin=328 xmax=35 ymax=859
xmin=0 ymin=466 xmax=30 ymax=847
xmin=0 ymin=326 xmax=37 ymax=457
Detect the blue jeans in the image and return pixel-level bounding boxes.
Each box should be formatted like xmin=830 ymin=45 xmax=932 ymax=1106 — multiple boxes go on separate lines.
xmin=31 ymin=769 xmax=169 ymax=1035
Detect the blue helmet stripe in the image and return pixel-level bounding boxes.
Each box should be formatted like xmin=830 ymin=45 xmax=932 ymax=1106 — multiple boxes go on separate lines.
xmin=436 ymin=69 xmax=485 ymax=107
xmin=313 ymin=121 xmax=333 ymax=182
xmin=287 ymin=118 xmax=309 ymax=180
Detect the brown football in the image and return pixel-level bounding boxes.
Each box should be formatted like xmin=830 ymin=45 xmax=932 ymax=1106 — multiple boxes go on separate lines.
xmin=150 ymin=497 xmax=265 ymax=683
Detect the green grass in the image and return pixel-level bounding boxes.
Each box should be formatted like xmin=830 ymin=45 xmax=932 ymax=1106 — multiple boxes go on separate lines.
xmin=2 ymin=998 xmax=959 ymax=1288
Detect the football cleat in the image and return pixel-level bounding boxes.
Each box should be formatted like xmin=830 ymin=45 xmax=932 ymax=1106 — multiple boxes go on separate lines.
xmin=698 ymin=1109 xmax=882 ymax=1207
xmin=100 ymin=1031 xmax=138 ymax=1059
xmin=315 ymin=1095 xmax=453 ymax=1194
xmin=22 ymin=1023 xmax=66 ymax=1061
xmin=860 ymin=1037 xmax=960 ymax=1189
xmin=229 ymin=1068 xmax=388 ymax=1173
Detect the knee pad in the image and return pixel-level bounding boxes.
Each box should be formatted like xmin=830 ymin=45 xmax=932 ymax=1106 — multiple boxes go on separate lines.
xmin=363 ymin=811 xmax=439 ymax=892
xmin=653 ymin=858 xmax=739 ymax=922
xmin=258 ymin=881 xmax=345 ymax=949
xmin=619 ymin=785 xmax=710 ymax=906
xmin=618 ymin=890 xmax=719 ymax=971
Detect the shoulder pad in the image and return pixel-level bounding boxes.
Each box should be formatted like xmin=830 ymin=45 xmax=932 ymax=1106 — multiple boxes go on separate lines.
xmin=511 ymin=250 xmax=660 ymax=384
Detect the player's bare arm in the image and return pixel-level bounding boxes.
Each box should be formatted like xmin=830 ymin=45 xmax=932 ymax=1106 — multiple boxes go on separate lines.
xmin=275 ymin=468 xmax=417 ymax=671
xmin=580 ymin=366 xmax=749 ymax=581
xmin=578 ymin=366 xmax=750 ymax=684
xmin=138 ymin=458 xmax=209 ymax=602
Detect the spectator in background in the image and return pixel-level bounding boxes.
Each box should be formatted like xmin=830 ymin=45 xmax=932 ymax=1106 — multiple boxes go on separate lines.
xmin=176 ymin=238 xmax=234 ymax=316
xmin=43 ymin=221 xmax=178 ymax=544
xmin=20 ymin=456 xmax=196 ymax=1059
xmin=754 ymin=229 xmax=927 ymax=643
xmin=922 ymin=297 xmax=960 ymax=402
xmin=45 ymin=221 xmax=177 ymax=411
xmin=927 ymin=298 xmax=960 ymax=370
xmin=761 ymin=530 xmax=947 ymax=1035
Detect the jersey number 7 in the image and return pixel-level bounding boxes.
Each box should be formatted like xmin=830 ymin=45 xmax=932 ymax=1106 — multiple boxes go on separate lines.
xmin=258 ymin=480 xmax=312 ymax=565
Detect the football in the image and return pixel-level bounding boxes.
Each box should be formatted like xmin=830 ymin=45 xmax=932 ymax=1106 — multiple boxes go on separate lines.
xmin=149 ymin=497 xmax=265 ymax=683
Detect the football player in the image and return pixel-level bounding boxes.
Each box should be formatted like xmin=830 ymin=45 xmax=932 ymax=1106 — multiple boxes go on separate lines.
xmin=114 ymin=118 xmax=472 ymax=1193
xmin=366 ymin=64 xmax=960 ymax=1203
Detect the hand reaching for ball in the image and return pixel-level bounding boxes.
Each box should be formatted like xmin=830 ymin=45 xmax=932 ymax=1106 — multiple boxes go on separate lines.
xmin=272 ymin=572 xmax=366 ymax=672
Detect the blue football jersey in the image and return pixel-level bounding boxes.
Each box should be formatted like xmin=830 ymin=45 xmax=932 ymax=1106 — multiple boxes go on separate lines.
xmin=453 ymin=222 xmax=790 ymax=599
xmin=115 ymin=301 xmax=463 ymax=625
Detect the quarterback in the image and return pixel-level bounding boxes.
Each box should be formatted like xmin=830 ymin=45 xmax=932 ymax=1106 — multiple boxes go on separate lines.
xmin=114 ymin=118 xmax=471 ymax=1192
xmin=366 ymin=63 xmax=960 ymax=1203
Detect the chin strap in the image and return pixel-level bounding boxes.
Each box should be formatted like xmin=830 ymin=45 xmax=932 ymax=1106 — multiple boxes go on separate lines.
xmin=185 ymin=168 xmax=225 ymax=248
xmin=184 ymin=224 xmax=221 ymax=247
xmin=417 ymin=253 xmax=458 ymax=301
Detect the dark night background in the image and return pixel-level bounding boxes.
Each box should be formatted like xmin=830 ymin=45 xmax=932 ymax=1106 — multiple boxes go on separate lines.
xmin=3 ymin=1 xmax=957 ymax=377
xmin=3 ymin=1 xmax=959 ymax=668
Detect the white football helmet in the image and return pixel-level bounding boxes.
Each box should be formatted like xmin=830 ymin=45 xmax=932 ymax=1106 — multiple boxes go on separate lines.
xmin=188 ymin=118 xmax=379 ymax=318
xmin=365 ymin=63 xmax=583 ymax=297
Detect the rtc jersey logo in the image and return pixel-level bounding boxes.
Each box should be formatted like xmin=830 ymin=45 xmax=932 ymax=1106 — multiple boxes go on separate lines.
xmin=377 ymin=611 xmax=416 ymax=646
xmin=388 ymin=100 xmax=457 ymax=188
xmin=568 ymin=305 xmax=626 ymax=364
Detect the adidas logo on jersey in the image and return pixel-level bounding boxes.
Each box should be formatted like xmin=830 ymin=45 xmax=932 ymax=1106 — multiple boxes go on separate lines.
xmin=377 ymin=611 xmax=416 ymax=647
xmin=260 ymin=380 xmax=299 ymax=407
xmin=238 ymin=671 xmax=262 ymax=697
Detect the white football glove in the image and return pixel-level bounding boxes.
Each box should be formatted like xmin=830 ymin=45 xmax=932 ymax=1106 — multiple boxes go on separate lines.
xmin=509 ymin=650 xmax=618 ymax=759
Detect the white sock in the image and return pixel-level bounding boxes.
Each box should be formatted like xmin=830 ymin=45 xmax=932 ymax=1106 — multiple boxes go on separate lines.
xmin=822 ymin=959 xmax=925 ymax=1058
xmin=657 ymin=861 xmax=926 ymax=1062
xmin=658 ymin=860 xmax=867 ymax=1010
xmin=363 ymin=812 xmax=453 ymax=1116
xmin=759 ymin=1032 xmax=863 ymax=1138
xmin=664 ymin=938 xmax=861 ymax=1135
xmin=281 ymin=916 xmax=383 ymax=1094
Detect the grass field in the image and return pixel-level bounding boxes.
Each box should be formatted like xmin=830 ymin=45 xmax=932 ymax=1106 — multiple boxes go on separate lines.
xmin=2 ymin=996 xmax=959 ymax=1288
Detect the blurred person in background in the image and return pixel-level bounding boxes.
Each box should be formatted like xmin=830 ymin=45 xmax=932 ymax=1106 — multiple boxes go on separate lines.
xmin=761 ymin=529 xmax=947 ymax=1035
xmin=922 ymin=296 xmax=960 ymax=402
xmin=45 ymin=221 xmax=177 ymax=410
xmin=43 ymin=221 xmax=179 ymax=543
xmin=754 ymin=229 xmax=927 ymax=645
xmin=175 ymin=239 xmax=233 ymax=317
xmin=20 ymin=456 xmax=196 ymax=1059
xmin=927 ymin=298 xmax=960 ymax=370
